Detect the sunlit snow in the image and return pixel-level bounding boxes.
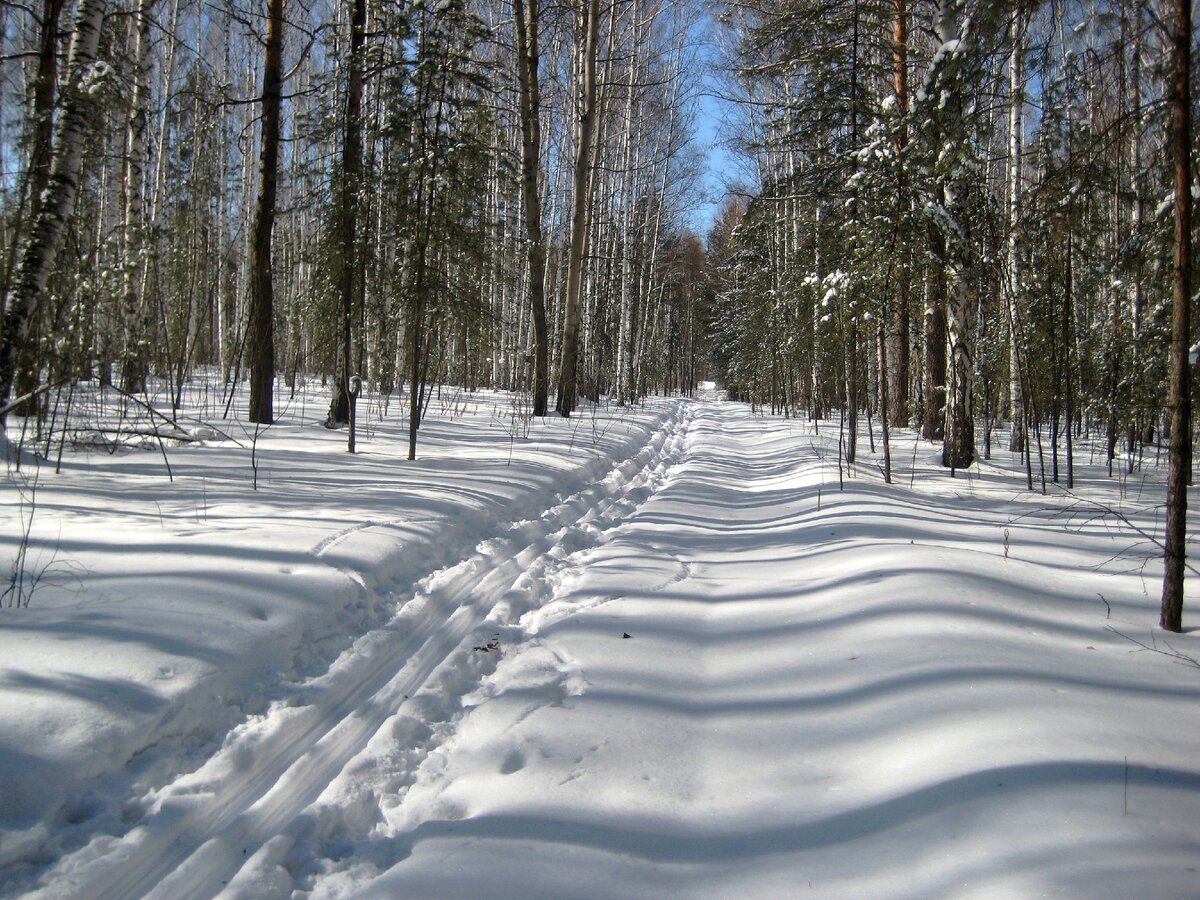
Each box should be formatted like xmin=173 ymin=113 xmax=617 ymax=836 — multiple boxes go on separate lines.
xmin=1 ymin=379 xmax=1197 ymax=898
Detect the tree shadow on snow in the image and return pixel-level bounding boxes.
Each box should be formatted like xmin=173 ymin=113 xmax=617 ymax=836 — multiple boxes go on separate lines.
xmin=381 ymin=760 xmax=1200 ymax=865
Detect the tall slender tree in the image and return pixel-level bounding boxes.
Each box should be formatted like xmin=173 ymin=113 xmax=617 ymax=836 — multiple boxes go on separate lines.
xmin=514 ymin=0 xmax=550 ymax=416
xmin=328 ymin=0 xmax=366 ymax=442
xmin=1160 ymin=0 xmax=1191 ymax=633
xmin=0 ymin=0 xmax=108 ymax=426
xmin=887 ymin=0 xmax=910 ymax=429
xmin=556 ymin=0 xmax=601 ymax=417
xmin=120 ymin=0 xmax=155 ymax=394
xmin=247 ymin=0 xmax=285 ymax=425
xmin=1006 ymin=8 xmax=1025 ymax=453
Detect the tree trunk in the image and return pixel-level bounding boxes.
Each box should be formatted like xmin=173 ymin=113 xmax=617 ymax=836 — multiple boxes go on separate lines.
xmin=120 ymin=0 xmax=154 ymax=395
xmin=0 ymin=0 xmax=107 ymax=428
xmin=514 ymin=0 xmax=549 ymax=417
xmin=1007 ymin=15 xmax=1025 ymax=452
xmin=941 ymin=269 xmax=975 ymax=469
xmin=2 ymin=0 xmax=66 ymax=419
xmin=408 ymin=295 xmax=424 ymax=461
xmin=930 ymin=0 xmax=975 ymax=470
xmin=1161 ymin=0 xmax=1191 ymax=633
xmin=844 ymin=317 xmax=858 ymax=465
xmin=25 ymin=0 xmax=65 ymax=223
xmin=328 ymin=0 xmax=365 ymax=437
xmin=247 ymin=0 xmax=283 ymax=425
xmin=555 ymin=0 xmax=600 ymax=418
xmin=922 ymin=268 xmax=946 ymax=441
xmin=406 ymin=13 xmax=452 ymax=459
xmin=878 ymin=319 xmax=892 ymax=483
xmin=614 ymin=83 xmax=638 ymax=407
xmin=887 ymin=0 xmax=910 ymax=428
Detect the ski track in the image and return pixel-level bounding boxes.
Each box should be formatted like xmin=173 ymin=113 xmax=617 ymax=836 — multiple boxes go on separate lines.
xmin=30 ymin=402 xmax=695 ymax=900
xmin=310 ymin=519 xmax=407 ymax=557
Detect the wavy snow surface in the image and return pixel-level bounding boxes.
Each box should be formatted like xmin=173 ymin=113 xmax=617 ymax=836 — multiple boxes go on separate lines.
xmin=2 ymin=389 xmax=1198 ymax=898
xmin=0 ymin=386 xmax=679 ymax=894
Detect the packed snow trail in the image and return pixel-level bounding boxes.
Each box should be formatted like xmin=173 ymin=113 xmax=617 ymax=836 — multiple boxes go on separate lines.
xmin=26 ymin=405 xmax=693 ymax=899
xmin=276 ymin=402 xmax=1197 ymax=899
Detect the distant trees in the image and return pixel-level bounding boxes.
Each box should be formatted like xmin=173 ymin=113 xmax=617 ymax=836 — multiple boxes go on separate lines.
xmin=709 ymin=0 xmax=1193 ymax=480
xmin=709 ymin=0 xmax=1195 ymax=626
xmin=0 ymin=0 xmax=711 ymax=448
xmin=0 ymin=0 xmax=1192 ymax=627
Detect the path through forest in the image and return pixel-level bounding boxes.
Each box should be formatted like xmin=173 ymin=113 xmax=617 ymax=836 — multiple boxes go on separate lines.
xmin=302 ymin=403 xmax=1198 ymax=899
xmin=11 ymin=400 xmax=1200 ymax=898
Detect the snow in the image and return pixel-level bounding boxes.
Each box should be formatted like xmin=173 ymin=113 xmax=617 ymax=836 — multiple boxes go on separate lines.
xmin=928 ymin=35 xmax=964 ymax=83
xmin=1 ymin=382 xmax=1198 ymax=898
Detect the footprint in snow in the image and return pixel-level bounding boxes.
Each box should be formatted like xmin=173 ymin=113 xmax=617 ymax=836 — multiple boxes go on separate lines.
xmin=500 ymin=747 xmax=526 ymax=775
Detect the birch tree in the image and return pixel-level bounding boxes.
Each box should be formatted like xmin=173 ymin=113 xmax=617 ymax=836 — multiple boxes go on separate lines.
xmin=0 ymin=0 xmax=109 ymax=427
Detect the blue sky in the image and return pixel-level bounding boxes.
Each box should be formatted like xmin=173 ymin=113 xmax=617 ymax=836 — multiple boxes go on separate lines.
xmin=689 ymin=87 xmax=739 ymax=235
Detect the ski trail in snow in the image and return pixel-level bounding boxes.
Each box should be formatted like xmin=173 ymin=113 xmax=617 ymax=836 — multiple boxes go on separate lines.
xmin=310 ymin=519 xmax=408 ymax=557
xmin=30 ymin=402 xmax=695 ymax=900
xmin=285 ymin=402 xmax=775 ymax=892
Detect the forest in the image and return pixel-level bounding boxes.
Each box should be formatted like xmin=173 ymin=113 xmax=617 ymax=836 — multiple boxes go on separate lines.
xmin=0 ymin=0 xmax=1196 ymax=626
xmin=1 ymin=2 xmax=1199 ymax=895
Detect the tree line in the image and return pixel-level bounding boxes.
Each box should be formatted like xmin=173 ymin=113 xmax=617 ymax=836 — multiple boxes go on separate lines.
xmin=706 ymin=0 xmax=1193 ymax=631
xmin=1 ymin=0 xmax=1194 ymax=630
xmin=0 ymin=0 xmax=711 ymax=460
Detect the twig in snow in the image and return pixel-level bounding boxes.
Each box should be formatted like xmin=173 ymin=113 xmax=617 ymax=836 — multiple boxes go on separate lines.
xmin=107 ymin=383 xmax=244 ymax=448
xmin=1056 ymin=489 xmax=1198 ymax=576
xmin=2 ymin=459 xmax=83 ymax=608
xmin=1105 ymin=623 xmax=1200 ymax=670
xmin=1124 ymin=756 xmax=1129 ymax=815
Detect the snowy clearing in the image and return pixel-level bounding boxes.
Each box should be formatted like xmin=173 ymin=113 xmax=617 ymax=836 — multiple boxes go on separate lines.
xmin=1 ymin=384 xmax=1198 ymax=898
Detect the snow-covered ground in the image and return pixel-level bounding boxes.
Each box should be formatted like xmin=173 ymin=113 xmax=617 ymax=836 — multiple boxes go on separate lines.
xmin=1 ymin=382 xmax=1197 ymax=898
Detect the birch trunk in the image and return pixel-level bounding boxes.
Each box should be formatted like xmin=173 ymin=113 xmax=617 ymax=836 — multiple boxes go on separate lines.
xmin=941 ymin=267 xmax=975 ymax=469
xmin=1007 ymin=18 xmax=1025 ymax=452
xmin=0 ymin=0 xmax=108 ymax=427
xmin=4 ymin=0 xmax=67 ymax=418
xmin=614 ymin=63 xmax=639 ymax=407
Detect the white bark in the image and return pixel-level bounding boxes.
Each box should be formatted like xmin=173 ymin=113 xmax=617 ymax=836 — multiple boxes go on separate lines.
xmin=0 ymin=0 xmax=108 ymax=421
xmin=1007 ymin=16 xmax=1024 ymax=451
